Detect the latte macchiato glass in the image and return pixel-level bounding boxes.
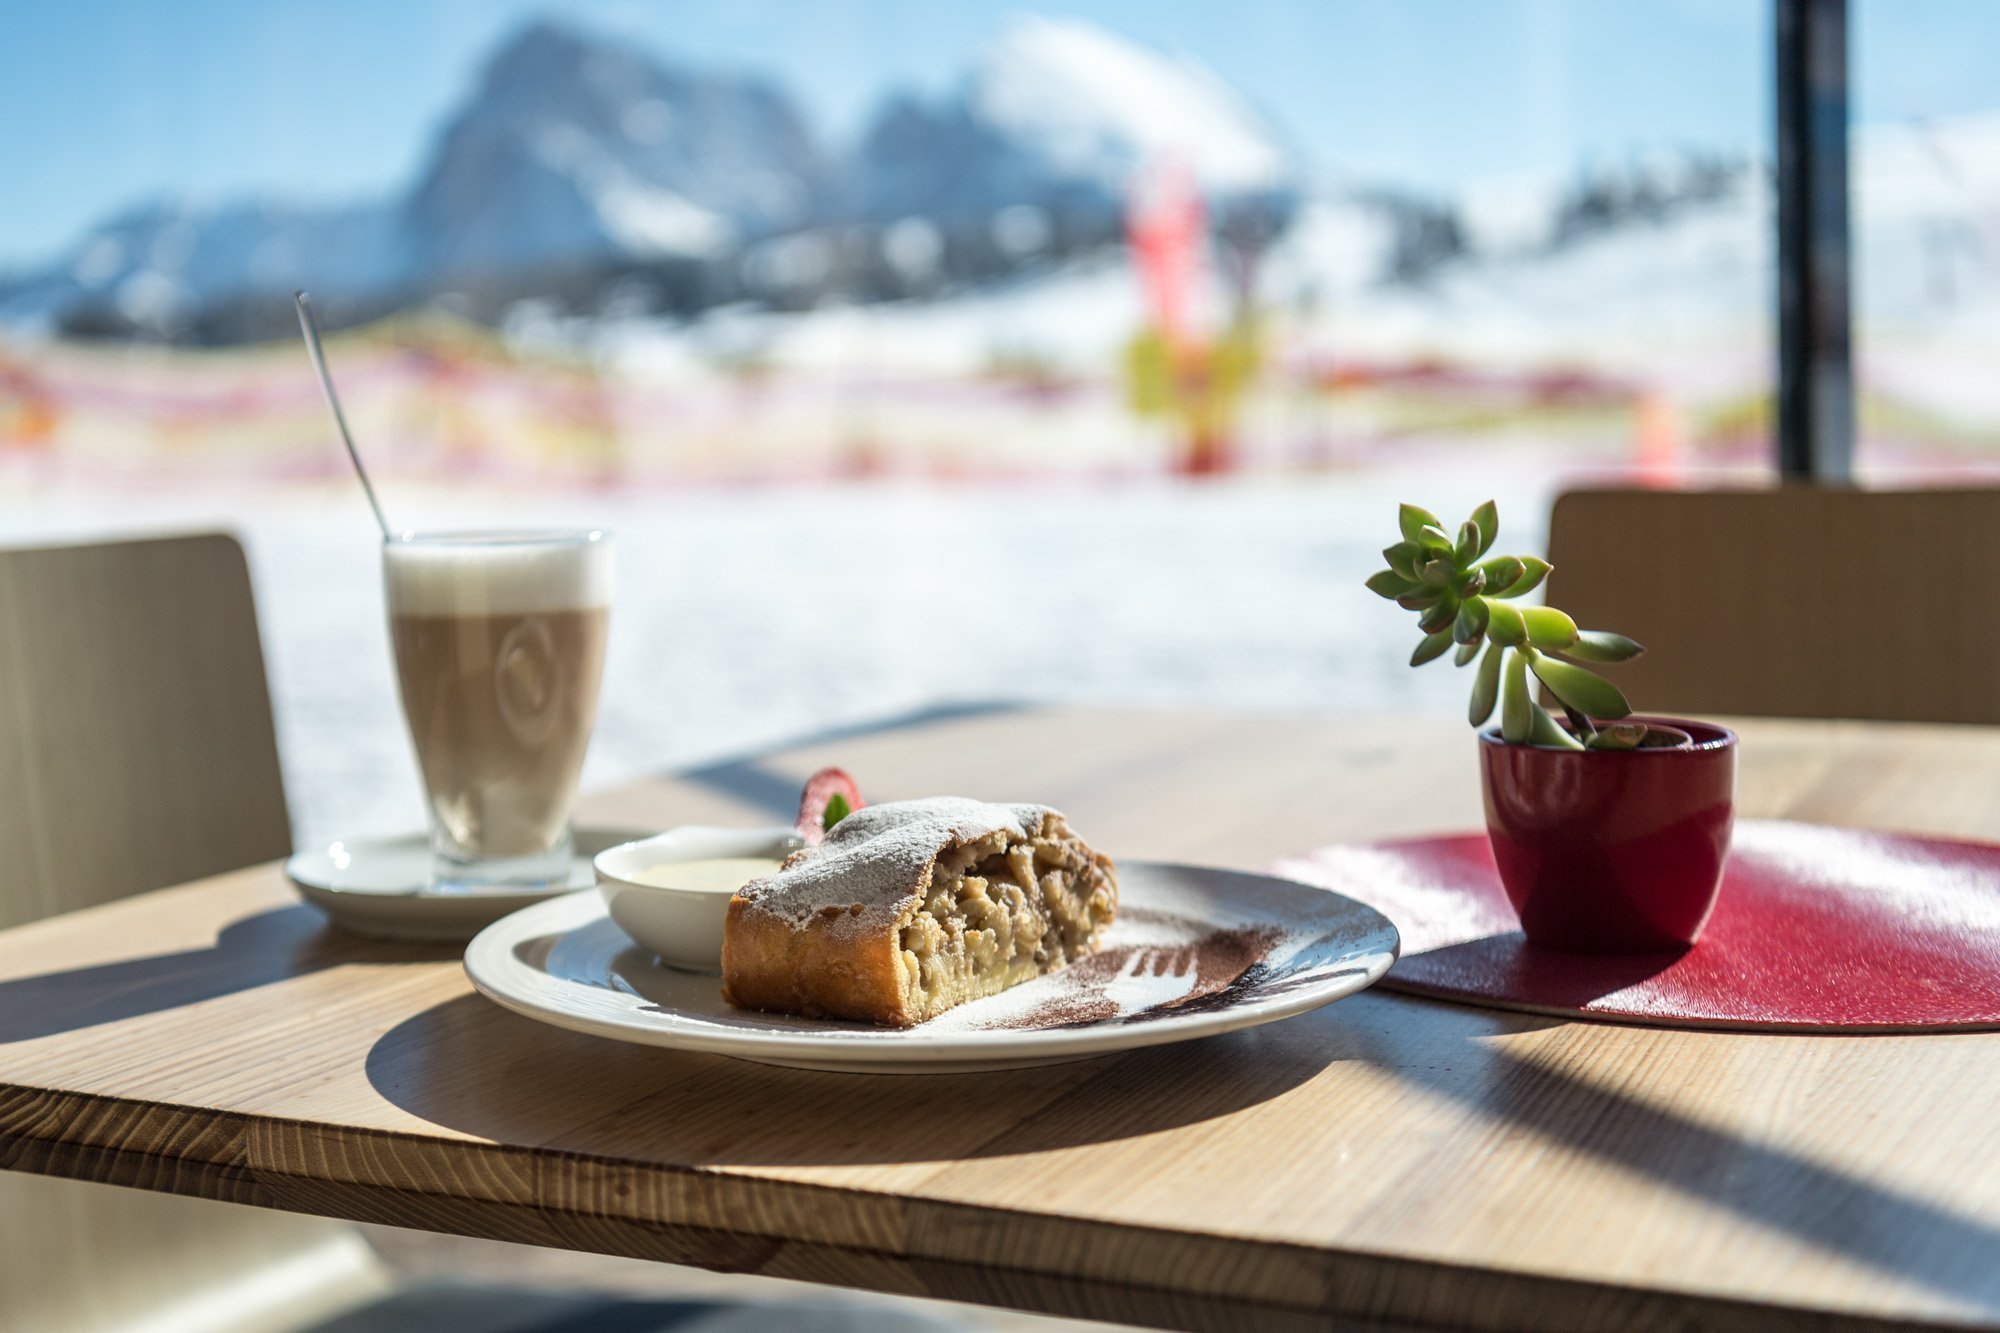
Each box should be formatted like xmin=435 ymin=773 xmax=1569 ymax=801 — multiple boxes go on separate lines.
xmin=383 ymin=530 xmax=611 ymax=889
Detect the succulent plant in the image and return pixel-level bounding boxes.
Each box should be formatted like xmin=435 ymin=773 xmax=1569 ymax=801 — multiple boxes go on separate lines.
xmin=1366 ymin=501 xmax=1649 ymax=750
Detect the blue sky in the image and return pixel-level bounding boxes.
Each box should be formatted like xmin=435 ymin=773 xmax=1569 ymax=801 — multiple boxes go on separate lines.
xmin=4 ymin=0 xmax=1997 ymax=267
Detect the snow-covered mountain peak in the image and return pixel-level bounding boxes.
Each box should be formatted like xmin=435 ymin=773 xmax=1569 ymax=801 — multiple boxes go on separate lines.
xmin=403 ymin=20 xmax=828 ymax=275
xmin=970 ymin=15 xmax=1289 ymax=193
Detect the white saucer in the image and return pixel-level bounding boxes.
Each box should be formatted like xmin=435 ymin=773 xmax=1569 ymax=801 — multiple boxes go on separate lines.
xmin=464 ymin=860 xmax=1399 ymax=1073
xmin=288 ymin=827 xmax=649 ymax=942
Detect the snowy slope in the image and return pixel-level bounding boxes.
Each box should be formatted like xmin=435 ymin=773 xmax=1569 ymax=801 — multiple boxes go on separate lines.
xmin=971 ymin=15 xmax=1290 ymax=194
xmin=853 ymin=15 xmax=1297 ymax=227
xmin=689 ymin=108 xmax=2000 ymax=432
xmin=0 ymin=199 xmax=404 ymax=338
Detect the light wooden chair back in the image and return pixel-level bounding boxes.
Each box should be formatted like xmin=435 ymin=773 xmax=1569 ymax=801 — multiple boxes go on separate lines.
xmin=1546 ymin=487 xmax=2000 ymax=725
xmin=0 ymin=532 xmax=387 ymax=1332
xmin=0 ymin=532 xmax=295 ymax=928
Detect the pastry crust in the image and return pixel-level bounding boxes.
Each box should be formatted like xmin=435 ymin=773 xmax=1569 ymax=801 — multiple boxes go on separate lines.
xmin=721 ymin=797 xmax=1117 ymax=1026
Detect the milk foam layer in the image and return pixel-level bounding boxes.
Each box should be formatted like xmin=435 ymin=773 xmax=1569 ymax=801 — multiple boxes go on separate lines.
xmin=384 ymin=532 xmax=611 ymax=616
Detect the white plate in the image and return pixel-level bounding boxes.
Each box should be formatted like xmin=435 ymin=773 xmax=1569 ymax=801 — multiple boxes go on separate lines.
xmin=288 ymin=827 xmax=649 ymax=942
xmin=464 ymin=861 xmax=1400 ymax=1073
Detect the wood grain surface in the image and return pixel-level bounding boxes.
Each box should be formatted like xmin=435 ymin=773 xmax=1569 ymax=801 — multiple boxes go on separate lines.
xmin=4 ymin=707 xmax=2000 ymax=1332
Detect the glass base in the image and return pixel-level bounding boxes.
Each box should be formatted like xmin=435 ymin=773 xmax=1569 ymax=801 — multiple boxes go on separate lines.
xmin=429 ymin=831 xmax=575 ymax=893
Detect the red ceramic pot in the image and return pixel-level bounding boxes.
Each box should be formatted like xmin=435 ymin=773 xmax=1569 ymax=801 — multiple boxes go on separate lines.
xmin=1479 ymin=718 xmax=1738 ymax=953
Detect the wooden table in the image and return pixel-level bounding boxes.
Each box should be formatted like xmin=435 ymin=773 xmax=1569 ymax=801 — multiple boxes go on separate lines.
xmin=3 ymin=709 xmax=1998 ymax=1333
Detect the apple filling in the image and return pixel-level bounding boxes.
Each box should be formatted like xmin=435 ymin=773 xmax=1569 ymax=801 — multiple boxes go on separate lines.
xmin=894 ymin=819 xmax=1116 ymax=1022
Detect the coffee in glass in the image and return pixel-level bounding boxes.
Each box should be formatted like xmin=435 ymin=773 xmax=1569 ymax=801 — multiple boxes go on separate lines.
xmin=383 ymin=530 xmax=611 ymax=888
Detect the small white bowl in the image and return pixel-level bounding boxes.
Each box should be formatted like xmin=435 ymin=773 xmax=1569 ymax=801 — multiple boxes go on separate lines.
xmin=595 ymin=825 xmax=803 ymax=973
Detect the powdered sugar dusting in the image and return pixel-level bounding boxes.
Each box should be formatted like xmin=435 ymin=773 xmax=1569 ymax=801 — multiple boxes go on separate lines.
xmin=733 ymin=796 xmax=1048 ymax=936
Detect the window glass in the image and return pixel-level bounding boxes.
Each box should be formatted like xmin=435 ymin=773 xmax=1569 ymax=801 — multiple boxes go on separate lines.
xmin=0 ymin=3 xmax=1773 ymax=838
xmin=1853 ymin=0 xmax=2000 ymax=482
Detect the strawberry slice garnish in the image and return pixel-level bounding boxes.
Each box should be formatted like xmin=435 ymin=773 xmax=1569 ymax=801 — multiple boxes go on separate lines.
xmin=796 ymin=767 xmax=866 ymax=843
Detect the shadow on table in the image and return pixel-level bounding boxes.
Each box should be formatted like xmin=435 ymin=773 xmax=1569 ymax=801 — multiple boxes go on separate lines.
xmin=365 ymin=990 xmax=1355 ymax=1165
xmin=371 ymin=978 xmax=2000 ymax=1306
xmin=0 ymin=906 xmax=460 ymax=1044
xmin=1352 ymin=1001 xmax=2000 ymax=1310
xmin=1387 ymin=932 xmax=1686 ymax=1010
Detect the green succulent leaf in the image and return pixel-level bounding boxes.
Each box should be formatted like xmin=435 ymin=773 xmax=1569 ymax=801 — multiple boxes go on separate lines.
xmin=1418 ymin=595 xmax=1459 ymax=634
xmin=1585 ymin=722 xmax=1649 ymax=750
xmin=1452 ymin=595 xmax=1490 ymax=644
xmin=1384 ymin=501 xmax=1645 ymax=743
xmin=1484 ymin=598 xmax=1527 ymax=646
xmin=1528 ymin=701 xmax=1584 ymax=750
xmin=1496 ymin=556 xmax=1550 ymax=598
xmin=822 ymin=792 xmax=852 ymax=829
xmin=1473 ymin=555 xmax=1524 ymax=591
xmin=1469 ymin=500 xmax=1499 ymax=559
xmin=1399 ymin=503 xmax=1444 ymax=544
xmin=1501 ymin=647 xmax=1533 ymax=742
xmin=1562 ymin=629 xmax=1646 ymax=663
xmin=1454 ymin=521 xmax=1481 ymax=565
xmin=1469 ymin=642 xmax=1504 ymax=725
xmin=1411 ymin=629 xmax=1455 ymax=666
xmin=1521 ymin=605 xmax=1580 ymax=650
xmin=1382 ymin=541 xmax=1423 ymax=581
xmin=1530 ymin=653 xmax=1633 ymax=720
xmin=1366 ymin=569 xmax=1419 ymax=599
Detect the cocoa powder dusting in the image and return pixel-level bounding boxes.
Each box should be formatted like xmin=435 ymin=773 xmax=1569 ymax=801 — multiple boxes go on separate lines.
xmin=922 ymin=907 xmax=1287 ymax=1032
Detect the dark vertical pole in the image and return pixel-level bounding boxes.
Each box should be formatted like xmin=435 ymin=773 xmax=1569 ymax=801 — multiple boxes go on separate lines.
xmin=1775 ymin=0 xmax=1854 ymax=481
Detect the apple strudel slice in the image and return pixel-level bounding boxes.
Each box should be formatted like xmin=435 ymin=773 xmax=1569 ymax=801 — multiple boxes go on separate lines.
xmin=721 ymin=796 xmax=1118 ymax=1027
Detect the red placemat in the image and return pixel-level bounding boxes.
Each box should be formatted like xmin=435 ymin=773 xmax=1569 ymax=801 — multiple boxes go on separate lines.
xmin=1274 ymin=820 xmax=2000 ymax=1032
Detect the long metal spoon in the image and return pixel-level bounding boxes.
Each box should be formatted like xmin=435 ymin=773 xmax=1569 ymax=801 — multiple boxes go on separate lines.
xmin=294 ymin=291 xmax=392 ymax=541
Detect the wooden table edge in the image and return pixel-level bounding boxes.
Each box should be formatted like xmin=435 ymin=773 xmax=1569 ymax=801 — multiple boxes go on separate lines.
xmin=0 ymin=1082 xmax=1974 ymax=1333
